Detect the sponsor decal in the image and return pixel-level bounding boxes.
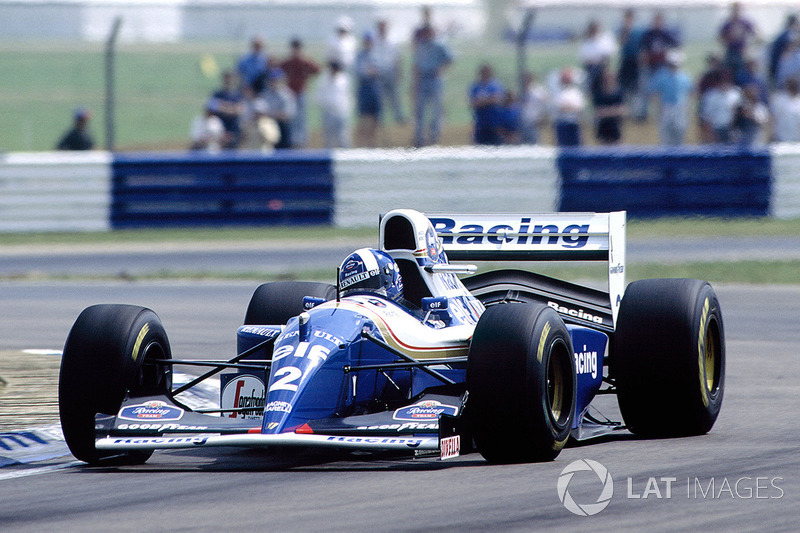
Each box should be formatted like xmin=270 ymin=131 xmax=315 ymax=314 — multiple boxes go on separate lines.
xmin=440 ymin=435 xmax=460 ymax=460
xmin=325 ymin=436 xmax=423 ymax=448
xmin=393 ymin=400 xmax=458 ymax=421
xmin=238 ymin=326 xmax=280 ymax=338
xmin=609 ymin=264 xmax=624 ymax=274
xmin=366 ymin=298 xmax=387 ymax=308
xmin=340 ymin=269 xmax=378 ymax=289
xmin=547 ymin=301 xmax=605 ymax=325
xmin=131 ymin=324 xmax=149 ymax=362
xmin=574 ymin=348 xmax=598 ymax=379
xmin=117 ymin=423 xmax=208 ymax=431
xmin=264 ymin=401 xmax=292 ymax=414
xmin=119 ymin=400 xmax=184 ymax=422
xmin=425 ymin=226 xmax=442 ymax=262
xmin=221 ymin=375 xmax=265 ymax=420
xmin=112 ymin=437 xmax=208 ymax=446
xmin=431 ymin=217 xmax=590 ymax=249
xmin=355 ymin=422 xmax=439 ymax=432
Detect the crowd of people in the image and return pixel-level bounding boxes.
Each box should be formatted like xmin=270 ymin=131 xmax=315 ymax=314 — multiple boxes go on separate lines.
xmin=189 ymin=6 xmax=455 ymax=152
xmin=57 ymin=3 xmax=800 ymax=151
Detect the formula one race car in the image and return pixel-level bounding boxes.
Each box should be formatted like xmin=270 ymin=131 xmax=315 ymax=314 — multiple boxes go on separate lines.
xmin=58 ymin=209 xmax=725 ymax=465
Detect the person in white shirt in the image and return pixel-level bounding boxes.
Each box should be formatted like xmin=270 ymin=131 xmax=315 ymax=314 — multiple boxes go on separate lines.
xmin=700 ymin=70 xmax=741 ymax=143
xmin=326 ymin=15 xmax=357 ymax=73
xmin=771 ymin=78 xmax=800 ymax=142
xmin=519 ymin=72 xmax=550 ymax=144
xmin=317 ymin=60 xmax=353 ymax=148
xmin=190 ymin=99 xmax=226 ymax=152
xmin=552 ymin=68 xmax=586 ymax=146
xmin=579 ymin=19 xmax=618 ymax=95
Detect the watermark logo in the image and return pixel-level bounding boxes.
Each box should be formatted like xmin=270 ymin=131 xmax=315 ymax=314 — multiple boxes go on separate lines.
xmin=557 ymin=459 xmax=614 ymax=516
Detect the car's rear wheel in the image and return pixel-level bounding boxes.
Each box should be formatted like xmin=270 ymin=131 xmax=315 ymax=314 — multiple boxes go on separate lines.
xmin=59 ymin=304 xmax=172 ymax=464
xmin=244 ymin=281 xmax=337 ymax=325
xmin=467 ymin=303 xmax=576 ymax=463
xmin=614 ymin=279 xmax=725 ymax=436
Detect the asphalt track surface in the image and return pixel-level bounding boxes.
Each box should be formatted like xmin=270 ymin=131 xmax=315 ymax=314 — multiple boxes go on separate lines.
xmin=0 ymin=281 xmax=798 ymax=531
xmin=4 ymin=235 xmax=800 ymax=279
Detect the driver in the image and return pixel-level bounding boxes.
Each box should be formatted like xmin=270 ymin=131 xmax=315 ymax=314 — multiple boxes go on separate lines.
xmin=338 ymin=248 xmax=403 ymax=302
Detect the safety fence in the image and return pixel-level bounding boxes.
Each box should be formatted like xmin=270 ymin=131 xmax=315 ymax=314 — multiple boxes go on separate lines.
xmin=1 ymin=145 xmax=798 ymax=233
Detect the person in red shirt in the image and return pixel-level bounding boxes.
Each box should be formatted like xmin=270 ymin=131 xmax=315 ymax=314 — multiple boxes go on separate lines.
xmin=280 ymin=38 xmax=321 ymax=148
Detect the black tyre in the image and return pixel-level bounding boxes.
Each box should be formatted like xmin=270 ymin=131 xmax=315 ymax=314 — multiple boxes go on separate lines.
xmin=614 ymin=279 xmax=725 ymax=437
xmin=59 ymin=304 xmax=172 ymax=464
xmin=244 ymin=281 xmax=336 ymax=325
xmin=467 ymin=303 xmax=576 ymax=463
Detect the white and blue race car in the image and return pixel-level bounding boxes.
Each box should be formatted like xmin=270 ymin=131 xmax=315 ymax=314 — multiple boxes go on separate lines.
xmin=58 ymin=209 xmax=725 ymax=464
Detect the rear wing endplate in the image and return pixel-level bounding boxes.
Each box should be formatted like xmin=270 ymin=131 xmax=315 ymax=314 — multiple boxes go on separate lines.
xmin=427 ymin=212 xmax=626 ymax=324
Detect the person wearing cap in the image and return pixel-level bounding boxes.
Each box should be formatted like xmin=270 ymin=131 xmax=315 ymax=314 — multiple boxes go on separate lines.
xmin=327 ymin=15 xmax=357 ymax=72
xmin=237 ymin=35 xmax=270 ymax=92
xmin=280 ymin=38 xmax=321 ymax=148
xmin=648 ymin=48 xmax=693 ymax=145
xmin=56 ymin=107 xmax=94 ymax=151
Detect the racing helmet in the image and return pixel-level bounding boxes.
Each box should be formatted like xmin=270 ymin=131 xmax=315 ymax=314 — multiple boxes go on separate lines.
xmin=338 ymin=248 xmax=403 ymax=302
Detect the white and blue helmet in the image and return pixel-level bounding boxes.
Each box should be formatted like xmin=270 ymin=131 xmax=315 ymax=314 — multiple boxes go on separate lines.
xmin=339 ymin=248 xmax=403 ymax=302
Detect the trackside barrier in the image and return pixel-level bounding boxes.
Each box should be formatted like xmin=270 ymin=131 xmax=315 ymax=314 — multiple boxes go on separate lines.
xmin=332 ymin=146 xmax=560 ymax=227
xmin=769 ymin=144 xmax=800 ymax=218
xmin=0 ymin=152 xmax=111 ymax=232
xmin=557 ymin=146 xmax=772 ymax=217
xmin=110 ymin=151 xmax=334 ymax=228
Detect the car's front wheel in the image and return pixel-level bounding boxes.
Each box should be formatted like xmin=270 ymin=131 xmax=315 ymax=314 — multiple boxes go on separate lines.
xmin=467 ymin=303 xmax=576 ymax=463
xmin=59 ymin=304 xmax=172 ymax=464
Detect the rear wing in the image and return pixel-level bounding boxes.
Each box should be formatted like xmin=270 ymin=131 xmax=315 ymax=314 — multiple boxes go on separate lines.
xmin=427 ymin=212 xmax=626 ymax=325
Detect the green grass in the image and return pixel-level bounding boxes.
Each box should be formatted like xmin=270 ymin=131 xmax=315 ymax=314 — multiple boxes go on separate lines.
xmin=0 ymin=39 xmax=712 ymax=152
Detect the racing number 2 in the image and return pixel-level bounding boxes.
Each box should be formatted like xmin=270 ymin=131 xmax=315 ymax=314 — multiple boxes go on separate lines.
xmin=270 ymin=367 xmax=303 ymax=392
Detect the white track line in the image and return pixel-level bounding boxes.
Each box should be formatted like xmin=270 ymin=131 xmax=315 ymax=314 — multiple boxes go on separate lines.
xmin=0 ymin=461 xmax=82 ymax=482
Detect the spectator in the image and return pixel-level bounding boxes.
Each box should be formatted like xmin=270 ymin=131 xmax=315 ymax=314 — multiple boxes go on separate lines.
xmin=374 ymin=19 xmax=406 ymax=124
xmin=412 ymin=5 xmax=434 ymax=47
xmin=280 ymin=38 xmax=321 ymax=148
xmin=56 ymin=107 xmax=94 ymax=150
xmin=696 ymin=54 xmax=727 ymax=143
xmin=237 ymin=35 xmax=269 ymax=92
xmin=732 ymin=84 xmax=769 ymax=146
xmin=617 ymin=9 xmax=645 ymax=109
xmin=468 ymin=63 xmax=504 ymax=145
xmin=593 ymin=66 xmax=626 ymax=145
xmin=519 ymin=71 xmax=550 ymax=144
xmin=735 ymin=58 xmax=769 ymax=105
xmin=718 ymin=2 xmax=759 ymax=80
xmin=769 ymin=14 xmax=799 ymax=87
xmin=700 ymin=68 xmax=741 ymax=144
xmin=210 ymin=69 xmax=244 ymax=149
xmin=771 ymin=78 xmax=800 ymax=142
xmin=355 ymin=32 xmax=383 ymax=148
xmin=638 ymin=11 xmax=680 ymax=121
xmin=411 ymin=25 xmax=452 ymax=147
xmin=648 ymin=49 xmax=692 ymax=146
xmin=327 ymin=15 xmax=357 ymax=72
xmin=317 ymin=60 xmax=353 ymax=148
xmin=190 ymin=99 xmax=226 ymax=152
xmin=239 ymin=98 xmax=281 ymax=152
xmin=552 ymin=68 xmax=586 ymax=147
xmin=497 ymin=90 xmax=522 ymax=144
xmin=579 ymin=19 xmax=617 ymax=99
xmin=775 ymin=39 xmax=800 ymax=89
xmin=259 ymin=68 xmax=297 ymax=149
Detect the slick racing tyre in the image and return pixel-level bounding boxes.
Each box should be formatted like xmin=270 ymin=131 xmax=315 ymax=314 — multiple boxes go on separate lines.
xmin=614 ymin=279 xmax=725 ymax=437
xmin=59 ymin=305 xmax=172 ymax=464
xmin=467 ymin=303 xmax=576 ymax=463
xmin=244 ymin=281 xmax=336 ymax=325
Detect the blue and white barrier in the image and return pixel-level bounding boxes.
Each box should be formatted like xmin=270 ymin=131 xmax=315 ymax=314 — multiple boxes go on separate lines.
xmin=1 ymin=145 xmax=799 ymax=233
